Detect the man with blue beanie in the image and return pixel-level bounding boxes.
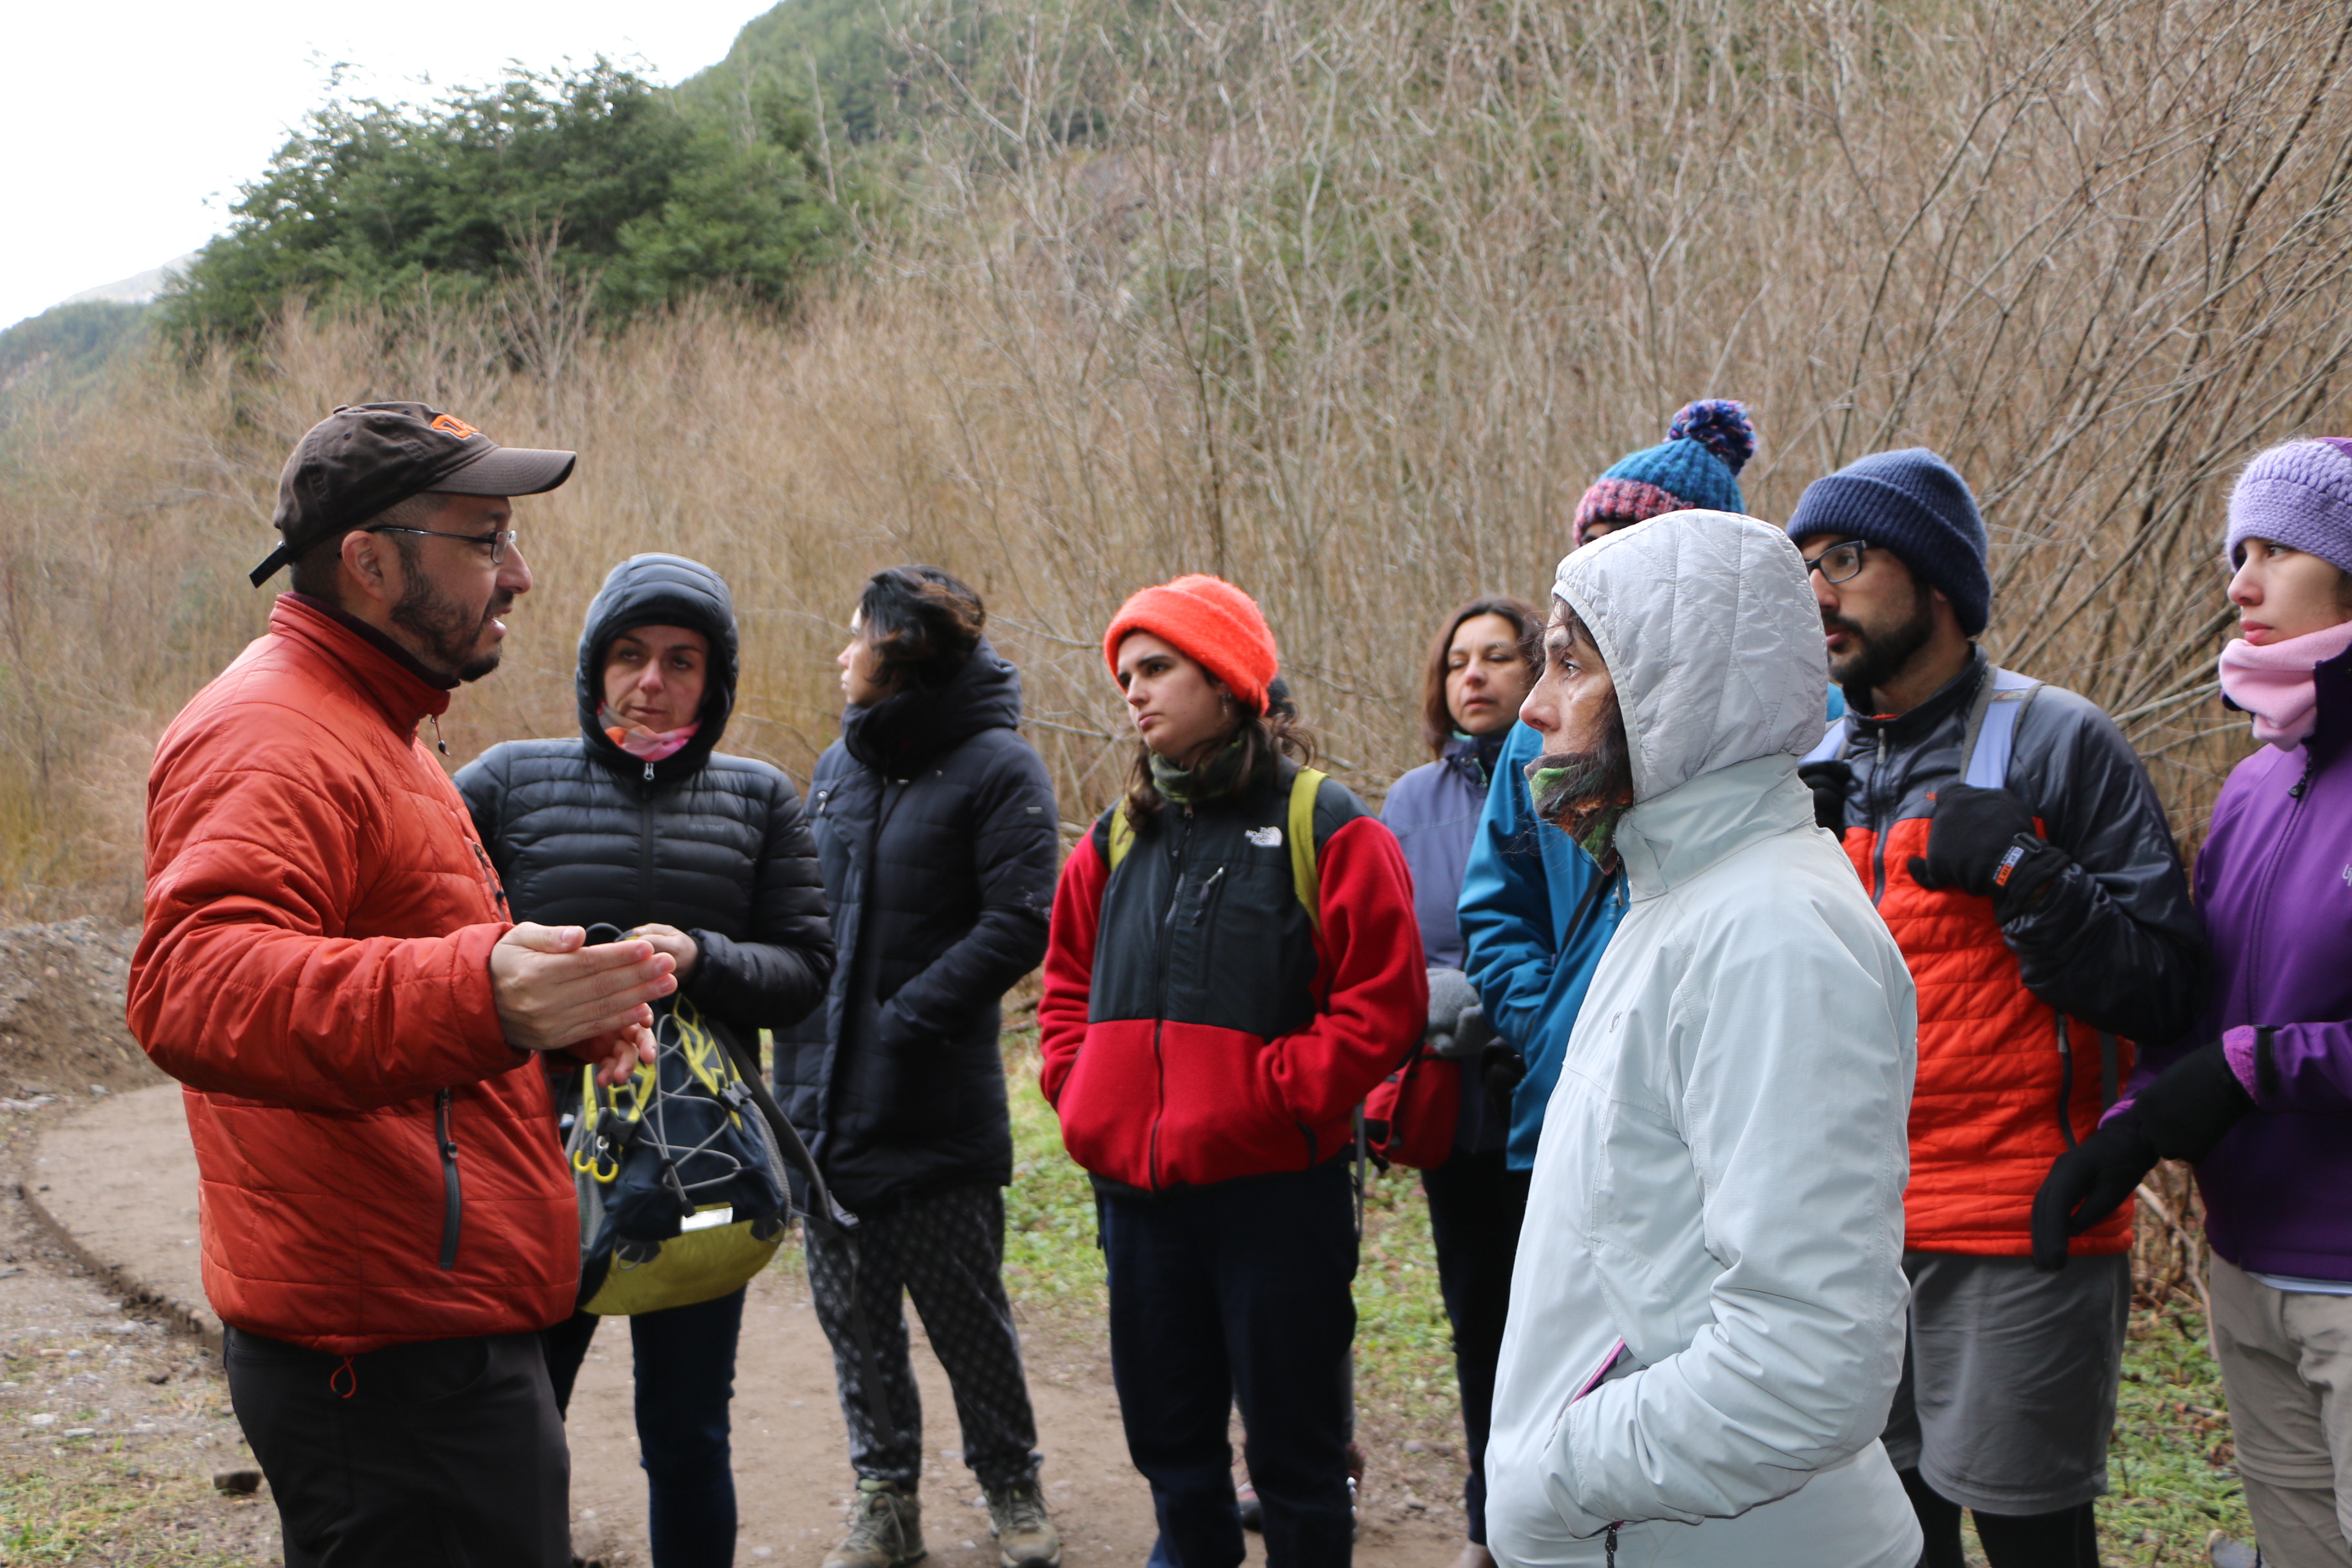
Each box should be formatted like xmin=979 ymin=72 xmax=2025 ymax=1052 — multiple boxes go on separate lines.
xmin=1790 ymin=449 xmax=2207 ymax=1568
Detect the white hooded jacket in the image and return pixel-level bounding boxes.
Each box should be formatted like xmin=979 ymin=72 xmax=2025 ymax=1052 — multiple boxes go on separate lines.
xmin=1484 ymin=512 xmax=1921 ymax=1568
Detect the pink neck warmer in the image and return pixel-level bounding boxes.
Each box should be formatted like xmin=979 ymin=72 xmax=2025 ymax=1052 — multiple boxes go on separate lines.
xmin=602 ymin=709 xmax=701 ymax=763
xmin=2217 ymin=618 xmax=2352 ymax=749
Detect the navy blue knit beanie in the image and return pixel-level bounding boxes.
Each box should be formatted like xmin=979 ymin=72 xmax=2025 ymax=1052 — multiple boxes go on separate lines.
xmin=1785 ymin=447 xmax=1990 ymax=636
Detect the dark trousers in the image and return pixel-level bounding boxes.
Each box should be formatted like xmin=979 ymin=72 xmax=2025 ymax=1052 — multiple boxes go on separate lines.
xmin=1902 ymin=1468 xmax=2100 ymax=1568
xmin=542 ymin=1288 xmax=746 ymax=1568
xmin=803 ymin=1179 xmax=1043 ymax=1491
xmin=1104 ymin=1161 xmax=1358 ymax=1568
xmin=224 ymin=1325 xmax=569 ymax=1568
xmin=1422 ymin=1149 xmax=1530 ymax=1545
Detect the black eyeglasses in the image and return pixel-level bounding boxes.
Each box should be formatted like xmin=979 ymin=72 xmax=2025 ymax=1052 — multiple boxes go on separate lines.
xmin=365 ymin=525 xmax=520 ymax=564
xmin=1801 ymin=540 xmax=1870 ymax=584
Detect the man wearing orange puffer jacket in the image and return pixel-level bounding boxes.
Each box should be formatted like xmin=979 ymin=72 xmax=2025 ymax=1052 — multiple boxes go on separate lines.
xmin=130 ymin=404 xmax=679 ymax=1568
xmin=1788 ymin=450 xmax=2208 ymax=1568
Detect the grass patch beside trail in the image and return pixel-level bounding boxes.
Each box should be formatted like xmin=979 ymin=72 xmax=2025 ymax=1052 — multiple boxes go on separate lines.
xmin=0 ymin=1453 xmax=258 ymax=1565
xmin=2102 ymin=1305 xmax=2251 ymax=1564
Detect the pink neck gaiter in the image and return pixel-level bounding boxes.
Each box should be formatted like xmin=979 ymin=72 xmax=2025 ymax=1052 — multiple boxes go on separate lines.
xmin=2217 ymin=618 xmax=2352 ymax=749
xmin=602 ymin=708 xmax=701 ymax=763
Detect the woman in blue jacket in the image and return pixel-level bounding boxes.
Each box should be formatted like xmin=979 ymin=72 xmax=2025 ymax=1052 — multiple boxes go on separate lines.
xmin=1379 ymin=596 xmax=1540 ymax=1568
xmin=1459 ymin=402 xmax=1763 ymax=1173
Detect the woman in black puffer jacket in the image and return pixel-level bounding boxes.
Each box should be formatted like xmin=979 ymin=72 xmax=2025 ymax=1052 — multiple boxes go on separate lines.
xmin=774 ymin=566 xmax=1062 ymax=1568
xmin=457 ymin=553 xmax=834 ymax=1568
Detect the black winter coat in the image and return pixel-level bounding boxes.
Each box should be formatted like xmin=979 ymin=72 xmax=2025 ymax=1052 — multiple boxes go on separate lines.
xmin=455 ymin=554 xmax=834 ymax=1046
xmin=774 ymin=640 xmax=1059 ymax=1209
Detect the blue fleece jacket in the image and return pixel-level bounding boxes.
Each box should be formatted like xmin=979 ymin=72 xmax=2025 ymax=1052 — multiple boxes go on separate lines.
xmin=1456 ymin=721 xmax=1629 ymax=1170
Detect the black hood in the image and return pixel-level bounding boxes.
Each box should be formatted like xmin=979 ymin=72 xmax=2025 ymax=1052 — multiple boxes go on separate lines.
xmin=575 ymin=553 xmax=741 ymax=783
xmin=841 ymin=636 xmax=1024 ymax=776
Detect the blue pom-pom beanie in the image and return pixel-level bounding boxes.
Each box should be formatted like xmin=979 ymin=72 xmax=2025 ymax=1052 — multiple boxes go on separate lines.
xmin=1574 ymin=399 xmax=1755 ymax=545
xmin=1785 ymin=447 xmax=1991 ymax=636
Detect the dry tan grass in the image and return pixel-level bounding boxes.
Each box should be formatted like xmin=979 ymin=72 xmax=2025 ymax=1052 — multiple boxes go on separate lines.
xmin=7 ymin=0 xmax=2352 ymax=923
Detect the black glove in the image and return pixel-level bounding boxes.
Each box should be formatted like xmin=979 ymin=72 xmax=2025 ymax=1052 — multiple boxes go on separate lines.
xmin=1906 ymin=783 xmax=2064 ymax=912
xmin=2030 ymin=1041 xmax=2256 ymax=1270
xmin=1797 ymin=760 xmax=1853 ymax=833
xmin=1480 ymin=1043 xmax=1527 ymax=1123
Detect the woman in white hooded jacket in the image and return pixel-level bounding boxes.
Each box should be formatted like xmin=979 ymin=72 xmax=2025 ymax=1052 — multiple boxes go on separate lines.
xmin=1483 ymin=510 xmax=1922 ymax=1568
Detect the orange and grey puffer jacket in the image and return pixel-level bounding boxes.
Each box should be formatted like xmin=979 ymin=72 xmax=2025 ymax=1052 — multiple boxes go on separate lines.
xmin=1807 ymin=651 xmax=2203 ymax=1257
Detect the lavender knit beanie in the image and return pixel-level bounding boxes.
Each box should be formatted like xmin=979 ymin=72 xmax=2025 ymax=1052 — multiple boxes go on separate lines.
xmin=2227 ymin=437 xmax=2352 ymax=575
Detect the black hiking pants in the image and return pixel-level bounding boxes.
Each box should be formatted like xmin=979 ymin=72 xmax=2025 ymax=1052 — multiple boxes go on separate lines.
xmin=1422 ymin=1148 xmax=1531 ymax=1545
xmin=224 ymin=1325 xmax=569 ymax=1567
xmin=1104 ymin=1159 xmax=1358 ymax=1568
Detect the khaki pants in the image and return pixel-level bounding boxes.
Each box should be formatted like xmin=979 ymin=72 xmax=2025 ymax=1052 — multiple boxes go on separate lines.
xmin=2211 ymin=1255 xmax=2352 ymax=1568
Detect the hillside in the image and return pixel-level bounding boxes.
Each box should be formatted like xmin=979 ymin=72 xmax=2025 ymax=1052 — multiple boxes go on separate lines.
xmin=11 ymin=0 xmax=2347 ymax=915
xmin=678 ymin=0 xmax=912 ymax=145
xmin=0 ymin=301 xmax=153 ymax=429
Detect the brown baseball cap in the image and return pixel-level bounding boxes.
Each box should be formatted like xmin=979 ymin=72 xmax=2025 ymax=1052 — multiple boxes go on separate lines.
xmin=250 ymin=401 xmax=578 ymax=586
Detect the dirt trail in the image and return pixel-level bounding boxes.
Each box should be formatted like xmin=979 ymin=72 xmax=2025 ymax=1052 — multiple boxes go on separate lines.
xmin=0 ymin=1106 xmax=278 ymax=1563
xmin=31 ymin=1083 xmax=1465 ymax=1567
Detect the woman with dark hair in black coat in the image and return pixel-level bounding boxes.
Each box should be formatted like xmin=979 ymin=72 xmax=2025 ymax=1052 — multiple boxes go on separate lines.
xmin=457 ymin=553 xmax=835 ymax=1568
xmin=774 ymin=565 xmax=1063 ymax=1568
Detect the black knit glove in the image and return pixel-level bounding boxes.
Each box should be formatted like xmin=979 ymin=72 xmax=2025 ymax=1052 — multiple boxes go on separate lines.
xmin=1797 ymin=760 xmax=1853 ymax=833
xmin=1906 ymin=783 xmax=2064 ymax=912
xmin=1480 ymin=1043 xmax=1527 ymax=1123
xmin=2030 ymin=1042 xmax=2255 ymax=1270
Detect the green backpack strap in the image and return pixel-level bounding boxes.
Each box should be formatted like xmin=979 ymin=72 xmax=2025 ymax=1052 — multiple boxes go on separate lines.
xmin=1289 ymin=767 xmax=1325 ymax=928
xmin=1104 ymin=767 xmax=1324 ymax=927
xmin=1107 ymin=804 xmax=1133 ymax=874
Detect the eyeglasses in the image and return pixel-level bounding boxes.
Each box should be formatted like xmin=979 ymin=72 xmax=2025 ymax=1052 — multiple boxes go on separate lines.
xmin=1801 ymin=540 xmax=1870 ymax=584
xmin=365 ymin=525 xmax=520 ymax=564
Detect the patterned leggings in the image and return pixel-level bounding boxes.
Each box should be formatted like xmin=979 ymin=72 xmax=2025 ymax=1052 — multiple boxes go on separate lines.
xmin=804 ymin=1180 xmax=1043 ymax=1491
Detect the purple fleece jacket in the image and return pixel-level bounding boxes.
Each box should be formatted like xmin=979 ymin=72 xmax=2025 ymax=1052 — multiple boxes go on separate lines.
xmin=2128 ymin=645 xmax=2352 ymax=1280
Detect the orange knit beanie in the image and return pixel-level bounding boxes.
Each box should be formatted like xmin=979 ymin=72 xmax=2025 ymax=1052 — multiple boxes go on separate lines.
xmin=1101 ymin=574 xmax=1281 ymax=714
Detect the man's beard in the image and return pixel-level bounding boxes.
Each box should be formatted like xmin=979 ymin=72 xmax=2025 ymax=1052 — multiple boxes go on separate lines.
xmin=1527 ymin=703 xmax=1635 ymax=860
xmin=1825 ymin=577 xmax=1935 ymax=702
xmin=393 ymin=573 xmax=507 ymax=683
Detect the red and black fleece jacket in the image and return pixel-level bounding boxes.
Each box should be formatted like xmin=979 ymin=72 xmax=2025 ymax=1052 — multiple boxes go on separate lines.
xmin=1039 ymin=762 xmax=1427 ymax=1193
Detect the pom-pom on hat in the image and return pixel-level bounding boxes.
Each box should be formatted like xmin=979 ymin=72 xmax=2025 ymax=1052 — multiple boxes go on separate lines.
xmin=1785 ymin=447 xmax=1991 ymax=637
xmin=1573 ymin=398 xmax=1756 ymax=546
xmin=1102 ymin=574 xmax=1282 ymax=714
xmin=2226 ymin=437 xmax=2352 ymax=576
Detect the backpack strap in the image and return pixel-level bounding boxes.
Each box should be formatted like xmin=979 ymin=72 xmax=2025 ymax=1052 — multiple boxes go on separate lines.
xmin=1102 ymin=767 xmax=1325 ymax=925
xmin=1960 ymin=666 xmax=2044 ymax=792
xmin=1288 ymin=767 xmax=1326 ymax=929
xmin=1106 ymin=803 xmax=1133 ymax=874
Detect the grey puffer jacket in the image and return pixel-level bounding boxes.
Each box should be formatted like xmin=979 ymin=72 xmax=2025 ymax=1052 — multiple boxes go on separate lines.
xmin=773 ymin=640 xmax=1059 ymax=1210
xmin=455 ymin=554 xmax=834 ymax=1042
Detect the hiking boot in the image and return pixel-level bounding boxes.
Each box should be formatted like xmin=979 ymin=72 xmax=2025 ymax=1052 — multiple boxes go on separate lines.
xmin=985 ymin=1480 xmax=1063 ymax=1568
xmin=825 ymin=1479 xmax=926 ymax=1568
xmin=2208 ymin=1531 xmax=2262 ymax=1568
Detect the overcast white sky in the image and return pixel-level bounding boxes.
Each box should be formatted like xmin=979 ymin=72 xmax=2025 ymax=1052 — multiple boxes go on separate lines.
xmin=1 ymin=3 xmax=764 ymax=331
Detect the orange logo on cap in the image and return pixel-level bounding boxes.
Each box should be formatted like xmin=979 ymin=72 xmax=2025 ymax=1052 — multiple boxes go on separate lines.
xmin=429 ymin=413 xmax=482 ymax=440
